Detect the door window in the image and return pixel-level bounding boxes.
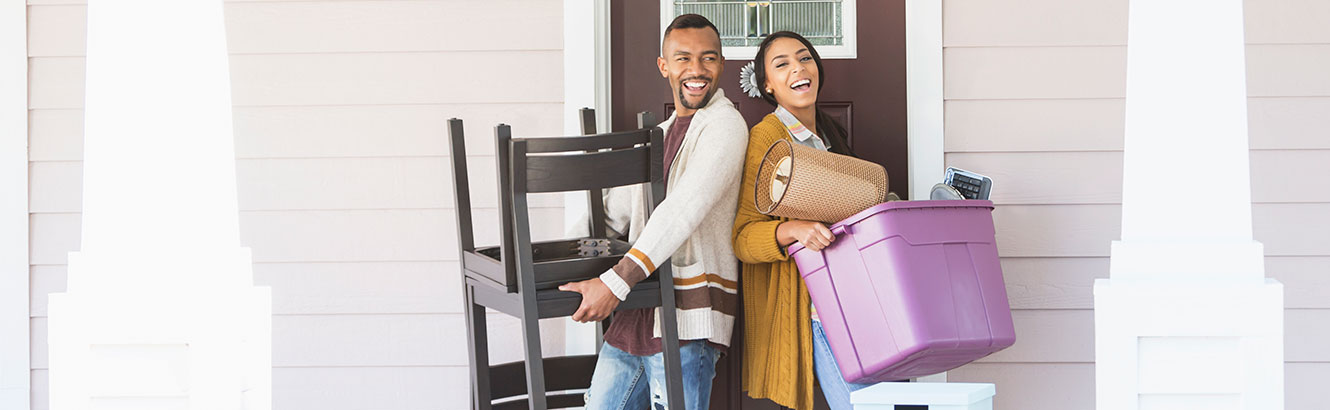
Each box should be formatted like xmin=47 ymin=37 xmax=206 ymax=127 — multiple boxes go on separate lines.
xmin=662 ymin=0 xmax=857 ymax=59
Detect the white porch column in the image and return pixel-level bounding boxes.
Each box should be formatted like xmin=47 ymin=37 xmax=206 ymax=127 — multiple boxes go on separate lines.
xmin=47 ymin=0 xmax=271 ymax=409
xmin=1095 ymin=0 xmax=1283 ymax=409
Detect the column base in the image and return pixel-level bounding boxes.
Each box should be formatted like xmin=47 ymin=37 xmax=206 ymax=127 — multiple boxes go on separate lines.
xmin=1094 ymin=278 xmax=1283 ymax=410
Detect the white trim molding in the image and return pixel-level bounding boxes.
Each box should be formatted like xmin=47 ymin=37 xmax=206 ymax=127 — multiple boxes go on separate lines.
xmin=1 ymin=0 xmax=29 ymax=408
xmin=905 ymin=0 xmax=944 ymax=201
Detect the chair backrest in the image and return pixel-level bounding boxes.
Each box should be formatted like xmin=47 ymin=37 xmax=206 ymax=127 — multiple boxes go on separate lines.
xmin=504 ymin=112 xmax=664 ymax=291
xmin=447 ymin=112 xmax=664 ymax=292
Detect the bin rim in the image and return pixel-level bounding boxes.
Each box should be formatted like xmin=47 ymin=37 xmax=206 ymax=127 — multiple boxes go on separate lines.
xmin=786 ymin=199 xmax=994 ymax=256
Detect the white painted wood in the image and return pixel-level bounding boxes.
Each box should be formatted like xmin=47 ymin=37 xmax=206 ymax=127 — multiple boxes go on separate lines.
xmin=1254 ymin=203 xmax=1330 ymax=256
xmin=906 ymin=0 xmax=945 ymax=201
xmin=26 ymin=110 xmax=83 ymax=161
xmin=943 ymin=47 xmax=1127 ymax=100
xmin=29 ymin=52 xmax=566 ymax=109
xmin=1095 ymin=280 xmax=1284 ymax=409
xmin=1245 ymin=0 xmax=1330 ymax=44
xmin=943 ymin=0 xmax=1126 ymax=47
xmin=1 ymin=0 xmax=29 ymax=407
xmin=948 ymin=363 xmax=1094 ymax=410
xmin=1246 ymin=45 xmax=1330 ymax=97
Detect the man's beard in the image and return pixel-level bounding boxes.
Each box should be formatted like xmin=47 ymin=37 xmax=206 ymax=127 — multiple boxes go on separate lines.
xmin=677 ymin=76 xmax=717 ymax=110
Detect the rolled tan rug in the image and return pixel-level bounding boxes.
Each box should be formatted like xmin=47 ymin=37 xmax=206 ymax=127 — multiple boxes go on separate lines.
xmin=754 ymin=139 xmax=889 ymax=223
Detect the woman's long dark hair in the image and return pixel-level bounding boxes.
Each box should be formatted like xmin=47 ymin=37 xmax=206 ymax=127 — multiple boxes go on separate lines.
xmin=754 ymin=31 xmax=853 ymax=157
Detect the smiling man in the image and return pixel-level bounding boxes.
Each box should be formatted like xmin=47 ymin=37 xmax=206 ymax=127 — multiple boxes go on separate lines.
xmin=557 ymin=13 xmax=749 ymax=410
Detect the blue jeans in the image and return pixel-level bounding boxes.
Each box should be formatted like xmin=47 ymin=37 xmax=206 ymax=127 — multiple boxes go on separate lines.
xmin=584 ymin=342 xmax=720 ymax=410
xmin=813 ymin=319 xmax=872 ymax=410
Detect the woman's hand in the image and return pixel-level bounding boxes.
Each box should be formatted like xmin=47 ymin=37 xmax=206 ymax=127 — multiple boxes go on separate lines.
xmin=777 ymin=220 xmax=835 ymax=252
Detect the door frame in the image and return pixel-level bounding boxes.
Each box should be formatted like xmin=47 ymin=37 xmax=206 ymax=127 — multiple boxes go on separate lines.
xmin=1 ymin=0 xmax=30 ymax=408
xmin=561 ymin=0 xmax=946 ymax=369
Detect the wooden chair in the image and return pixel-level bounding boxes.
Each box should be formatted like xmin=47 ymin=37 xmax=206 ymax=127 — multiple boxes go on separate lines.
xmin=449 ymin=110 xmax=685 ymax=410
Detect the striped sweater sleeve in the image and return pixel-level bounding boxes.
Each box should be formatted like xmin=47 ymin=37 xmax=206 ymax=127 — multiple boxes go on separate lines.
xmin=599 ymin=111 xmax=749 ymax=300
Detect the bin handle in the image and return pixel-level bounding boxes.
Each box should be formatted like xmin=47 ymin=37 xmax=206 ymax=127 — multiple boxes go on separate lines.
xmin=831 ymin=225 xmax=848 ymax=237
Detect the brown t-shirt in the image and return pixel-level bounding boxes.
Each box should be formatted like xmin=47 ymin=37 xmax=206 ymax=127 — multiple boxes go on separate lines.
xmin=601 ymin=115 xmax=723 ymax=356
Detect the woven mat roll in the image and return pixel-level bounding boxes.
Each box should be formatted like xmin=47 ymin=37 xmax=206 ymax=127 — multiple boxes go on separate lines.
xmin=755 ymin=139 xmax=888 ymax=223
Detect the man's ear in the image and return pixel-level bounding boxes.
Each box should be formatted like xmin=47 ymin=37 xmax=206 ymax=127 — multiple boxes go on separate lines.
xmin=657 ymin=56 xmax=668 ymax=78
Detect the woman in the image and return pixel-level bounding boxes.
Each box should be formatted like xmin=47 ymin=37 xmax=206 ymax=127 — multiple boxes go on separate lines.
xmin=733 ymin=31 xmax=869 ymax=410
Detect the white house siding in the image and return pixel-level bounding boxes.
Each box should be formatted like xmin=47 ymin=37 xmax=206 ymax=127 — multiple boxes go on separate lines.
xmin=26 ymin=1 xmax=570 ymax=409
xmin=941 ymin=0 xmax=1330 ymax=409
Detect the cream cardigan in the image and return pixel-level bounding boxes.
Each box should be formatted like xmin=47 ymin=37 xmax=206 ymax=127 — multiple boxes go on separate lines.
xmin=598 ymin=88 xmax=749 ymax=347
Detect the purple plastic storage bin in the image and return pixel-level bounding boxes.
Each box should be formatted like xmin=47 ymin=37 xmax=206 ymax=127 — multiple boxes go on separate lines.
xmin=788 ymin=200 xmax=1015 ymax=384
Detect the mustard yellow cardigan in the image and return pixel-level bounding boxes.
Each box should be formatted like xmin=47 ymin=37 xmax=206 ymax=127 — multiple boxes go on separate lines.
xmin=732 ymin=114 xmax=817 ymax=410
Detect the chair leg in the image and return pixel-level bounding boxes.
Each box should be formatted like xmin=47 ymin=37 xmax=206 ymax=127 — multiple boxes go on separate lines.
xmin=519 ymin=289 xmax=548 ymax=410
xmin=656 ymin=268 xmax=686 ymax=409
xmin=464 ymin=285 xmax=492 ymax=410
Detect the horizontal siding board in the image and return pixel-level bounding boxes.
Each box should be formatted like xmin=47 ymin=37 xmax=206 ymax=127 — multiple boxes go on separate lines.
xmin=29 ymin=208 xmax=567 ymax=264
xmin=943 ymin=46 xmax=1127 ymax=100
xmin=1288 ymin=363 xmax=1330 ymax=410
xmin=1000 ymin=257 xmax=1108 ymax=310
xmin=272 ymin=366 xmax=470 ymax=410
xmin=977 ymin=309 xmax=1094 ymax=363
xmin=943 ymin=99 xmax=1125 ymax=152
xmin=944 ymin=97 xmax=1330 ymax=152
xmin=945 ymin=152 xmax=1122 ymax=205
xmin=31 ymin=157 xmax=566 ymax=213
xmin=30 ymin=313 xmax=568 ymax=369
xmin=28 ymin=366 xmax=478 ymax=410
xmin=996 ymin=256 xmax=1330 ymax=310
xmin=943 ymin=0 xmax=1125 ymax=47
xmin=29 ymin=1 xmax=563 ymax=57
xmin=1246 ymin=44 xmax=1330 ymax=97
xmin=1248 ymin=97 xmax=1330 ymax=150
xmin=1245 ymin=0 xmax=1330 ymax=45
xmin=1253 ymin=203 xmax=1330 ymax=256
xmin=31 ymin=262 xmax=477 ymax=317
xmin=948 ymin=363 xmax=1095 ymax=410
xmin=27 ymin=109 xmax=82 ymax=161
xmin=941 ymin=150 xmax=1328 ymax=205
xmin=30 ymin=103 xmax=567 ymax=161
xmin=29 ymin=51 xmax=564 ymax=109
xmin=1287 ymin=309 xmax=1330 ymax=363
xmin=992 ymin=204 xmax=1120 ymax=258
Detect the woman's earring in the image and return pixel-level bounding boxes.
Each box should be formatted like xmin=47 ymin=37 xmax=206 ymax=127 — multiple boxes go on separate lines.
xmin=766 ymin=88 xmax=773 ymax=94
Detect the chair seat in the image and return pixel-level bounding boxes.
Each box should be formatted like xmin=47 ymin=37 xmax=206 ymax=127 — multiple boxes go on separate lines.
xmin=465 ymin=238 xmax=634 ymax=292
xmin=467 ymin=276 xmax=663 ymax=320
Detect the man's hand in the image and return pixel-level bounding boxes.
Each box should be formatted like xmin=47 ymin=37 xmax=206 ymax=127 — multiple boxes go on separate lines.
xmin=559 ymin=277 xmax=621 ymax=323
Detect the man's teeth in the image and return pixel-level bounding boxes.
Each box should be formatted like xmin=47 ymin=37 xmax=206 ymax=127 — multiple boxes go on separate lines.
xmin=685 ymin=81 xmax=707 ymax=89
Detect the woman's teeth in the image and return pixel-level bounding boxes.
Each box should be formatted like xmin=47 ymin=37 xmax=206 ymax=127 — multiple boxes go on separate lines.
xmin=790 ymin=79 xmax=811 ymax=91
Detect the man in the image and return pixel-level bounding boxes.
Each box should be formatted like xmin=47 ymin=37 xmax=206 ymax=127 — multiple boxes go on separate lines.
xmin=558 ymin=13 xmax=748 ymax=410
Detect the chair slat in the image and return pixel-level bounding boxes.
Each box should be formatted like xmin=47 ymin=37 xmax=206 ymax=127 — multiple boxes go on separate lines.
xmin=523 ymin=147 xmax=651 ymax=193
xmin=519 ymin=128 xmax=651 ymax=153
xmin=489 ymin=355 xmax=599 ymax=400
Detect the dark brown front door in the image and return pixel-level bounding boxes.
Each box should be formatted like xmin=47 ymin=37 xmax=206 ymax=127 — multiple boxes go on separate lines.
xmin=610 ymin=2 xmax=908 ymax=409
xmin=611 ymin=0 xmax=908 ymax=198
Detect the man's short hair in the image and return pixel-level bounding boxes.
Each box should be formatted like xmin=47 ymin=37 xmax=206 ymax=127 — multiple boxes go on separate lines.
xmin=662 ymin=13 xmax=721 ymax=51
